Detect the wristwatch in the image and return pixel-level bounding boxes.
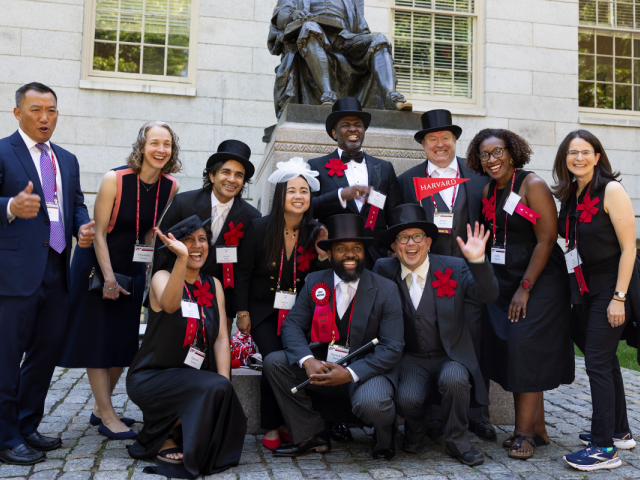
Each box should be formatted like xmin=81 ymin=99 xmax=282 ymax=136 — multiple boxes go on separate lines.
xmin=614 ymin=291 xmax=626 ymax=299
xmin=520 ymin=279 xmax=533 ymax=290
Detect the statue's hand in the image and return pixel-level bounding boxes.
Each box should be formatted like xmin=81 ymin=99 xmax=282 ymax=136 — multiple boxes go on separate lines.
xmin=290 ymin=9 xmax=310 ymax=22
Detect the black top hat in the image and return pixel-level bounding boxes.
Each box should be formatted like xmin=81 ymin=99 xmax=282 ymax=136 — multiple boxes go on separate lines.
xmin=325 ymin=97 xmax=372 ymax=140
xmin=157 ymin=215 xmax=211 ymax=250
xmin=382 ymin=204 xmax=439 ymax=251
xmin=205 ymin=140 xmax=255 ymax=180
xmin=317 ymin=214 xmax=376 ymax=251
xmin=414 ymin=109 xmax=462 ymax=144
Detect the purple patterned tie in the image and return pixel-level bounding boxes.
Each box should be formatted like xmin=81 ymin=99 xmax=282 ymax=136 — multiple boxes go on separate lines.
xmin=36 ymin=143 xmax=66 ymax=253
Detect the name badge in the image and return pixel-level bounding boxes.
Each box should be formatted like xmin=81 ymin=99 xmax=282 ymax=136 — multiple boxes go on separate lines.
xmin=273 ymin=291 xmax=296 ymax=310
xmin=434 ymin=212 xmax=454 ymax=234
xmin=133 ymin=245 xmax=154 ymax=263
xmin=327 ymin=344 xmax=349 ymax=364
xmin=503 ymin=192 xmax=522 ymax=215
xmin=565 ymin=248 xmax=582 ymax=273
xmin=216 ymin=246 xmax=237 ymax=264
xmin=491 ymin=247 xmax=506 ymax=265
xmin=367 ymin=190 xmax=387 ymax=210
xmin=184 ymin=347 xmax=205 ymax=369
xmin=181 ymin=300 xmax=200 ymax=319
xmin=46 ymin=202 xmax=60 ymax=222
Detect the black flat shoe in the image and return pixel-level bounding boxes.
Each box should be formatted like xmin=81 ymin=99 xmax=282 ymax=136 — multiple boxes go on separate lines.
xmin=0 ymin=443 xmax=46 ymax=465
xmin=445 ymin=445 xmax=484 ymax=466
xmin=90 ymin=413 xmax=136 ymax=427
xmin=330 ymin=422 xmax=353 ymax=442
xmin=372 ymin=444 xmax=395 ymax=460
xmin=426 ymin=419 xmax=444 ymax=440
xmin=471 ymin=422 xmax=497 ymax=440
xmin=98 ymin=422 xmax=137 ymax=440
xmin=24 ymin=432 xmax=62 ymax=452
xmin=402 ymin=436 xmax=427 ymax=454
xmin=272 ymin=430 xmax=331 ymax=457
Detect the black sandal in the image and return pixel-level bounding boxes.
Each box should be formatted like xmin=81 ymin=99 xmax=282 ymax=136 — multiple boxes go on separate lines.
xmin=157 ymin=436 xmax=183 ymax=466
xmin=508 ymin=435 xmax=535 ymax=460
xmin=503 ymin=432 xmax=549 ymax=448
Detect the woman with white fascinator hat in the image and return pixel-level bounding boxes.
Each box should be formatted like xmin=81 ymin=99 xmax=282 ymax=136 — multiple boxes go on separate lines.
xmin=234 ymin=157 xmax=329 ymax=450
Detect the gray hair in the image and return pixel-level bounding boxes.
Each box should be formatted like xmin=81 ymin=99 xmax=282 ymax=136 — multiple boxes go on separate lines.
xmin=126 ymin=121 xmax=182 ymax=175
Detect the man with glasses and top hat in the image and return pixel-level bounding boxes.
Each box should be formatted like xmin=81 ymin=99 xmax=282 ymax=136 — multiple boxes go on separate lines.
xmin=397 ymin=110 xmax=495 ymax=441
xmin=307 ymin=97 xmax=403 ymax=273
xmin=154 ymin=140 xmax=261 ymax=336
xmin=263 ymin=214 xmax=404 ymax=460
xmin=372 ymin=204 xmax=499 ymax=466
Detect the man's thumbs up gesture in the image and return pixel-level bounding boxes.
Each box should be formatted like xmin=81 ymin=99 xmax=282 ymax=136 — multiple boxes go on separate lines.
xmin=10 ymin=182 xmax=41 ymax=219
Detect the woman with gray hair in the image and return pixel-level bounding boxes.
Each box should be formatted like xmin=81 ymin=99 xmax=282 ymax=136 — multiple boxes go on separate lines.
xmin=59 ymin=121 xmax=181 ymax=439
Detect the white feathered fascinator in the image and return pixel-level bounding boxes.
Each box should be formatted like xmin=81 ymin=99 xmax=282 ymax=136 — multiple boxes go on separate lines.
xmin=267 ymin=157 xmax=320 ymax=192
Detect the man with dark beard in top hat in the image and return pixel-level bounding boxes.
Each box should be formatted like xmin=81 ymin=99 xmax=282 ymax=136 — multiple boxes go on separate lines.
xmin=307 ymin=97 xmax=402 ymax=273
xmin=397 ymin=110 xmax=495 ymax=441
xmin=263 ymin=214 xmax=404 ymax=460
xmin=154 ymin=140 xmax=261 ymax=335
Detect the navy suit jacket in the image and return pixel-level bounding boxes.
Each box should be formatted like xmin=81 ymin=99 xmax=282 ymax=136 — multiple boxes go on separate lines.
xmin=0 ymin=130 xmax=90 ymax=296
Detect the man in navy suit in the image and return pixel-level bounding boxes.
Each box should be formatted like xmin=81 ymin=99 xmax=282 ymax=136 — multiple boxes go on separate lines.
xmin=0 ymin=83 xmax=95 ymax=465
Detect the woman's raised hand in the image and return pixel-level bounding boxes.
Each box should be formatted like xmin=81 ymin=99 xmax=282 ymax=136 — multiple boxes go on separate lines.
xmin=154 ymin=228 xmax=188 ymax=259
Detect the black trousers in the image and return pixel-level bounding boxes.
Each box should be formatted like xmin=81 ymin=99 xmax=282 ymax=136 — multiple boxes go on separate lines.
xmin=251 ymin=313 xmax=284 ymax=431
xmin=573 ymin=286 xmax=629 ymax=448
xmin=0 ymin=249 xmax=68 ymax=450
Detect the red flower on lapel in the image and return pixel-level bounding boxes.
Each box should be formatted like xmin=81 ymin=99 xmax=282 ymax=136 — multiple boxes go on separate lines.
xmin=297 ymin=246 xmax=317 ymax=272
xmin=482 ymin=196 xmax=496 ymax=222
xmin=325 ymin=158 xmax=347 ymax=177
xmin=577 ymin=194 xmax=600 ymax=223
xmin=224 ymin=222 xmax=244 ymax=246
xmin=193 ymin=279 xmax=214 ymax=307
xmin=431 ymin=268 xmax=457 ymax=298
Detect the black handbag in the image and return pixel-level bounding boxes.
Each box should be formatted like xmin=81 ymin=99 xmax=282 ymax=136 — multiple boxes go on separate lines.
xmin=89 ymin=267 xmax=135 ymax=301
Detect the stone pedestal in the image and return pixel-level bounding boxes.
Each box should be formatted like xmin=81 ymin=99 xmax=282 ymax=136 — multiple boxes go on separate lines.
xmin=489 ymin=381 xmax=515 ymax=426
xmin=231 ymin=368 xmax=264 ymax=435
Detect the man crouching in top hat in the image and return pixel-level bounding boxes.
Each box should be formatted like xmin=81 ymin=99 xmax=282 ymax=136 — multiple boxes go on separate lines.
xmin=373 ymin=205 xmax=499 ymax=466
xmin=263 ymin=214 xmax=404 ymax=460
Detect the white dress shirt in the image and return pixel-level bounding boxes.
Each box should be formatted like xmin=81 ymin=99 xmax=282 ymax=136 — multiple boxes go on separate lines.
xmin=210 ymin=193 xmax=234 ymax=244
xmin=7 ymin=128 xmax=64 ymax=225
xmin=427 ymin=158 xmax=459 ymax=210
xmin=336 ymin=147 xmax=368 ymax=212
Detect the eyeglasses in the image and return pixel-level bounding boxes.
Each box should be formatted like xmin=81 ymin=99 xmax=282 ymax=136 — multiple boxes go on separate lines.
xmin=479 ymin=147 xmax=507 ymax=162
xmin=396 ymin=233 xmax=426 ymax=244
xmin=566 ymin=150 xmax=594 ymax=159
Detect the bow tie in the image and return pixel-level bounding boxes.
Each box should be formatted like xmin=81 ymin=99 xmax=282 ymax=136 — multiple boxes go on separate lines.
xmin=341 ymin=151 xmax=364 ymax=164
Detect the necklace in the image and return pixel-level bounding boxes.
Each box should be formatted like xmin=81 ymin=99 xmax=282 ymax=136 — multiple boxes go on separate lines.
xmin=140 ymin=178 xmax=158 ymax=192
xmin=285 ymin=228 xmax=297 ymax=238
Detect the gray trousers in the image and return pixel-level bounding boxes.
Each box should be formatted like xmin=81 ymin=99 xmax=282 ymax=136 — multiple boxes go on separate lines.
xmin=264 ymin=351 xmax=396 ymax=448
xmin=395 ymin=352 xmax=473 ymax=455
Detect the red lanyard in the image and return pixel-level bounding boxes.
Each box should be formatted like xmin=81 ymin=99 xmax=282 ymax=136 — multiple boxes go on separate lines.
xmin=184 ymin=276 xmax=207 ymax=348
xmin=566 ymin=182 xmax=590 ymax=251
xmin=427 ymin=167 xmax=459 ymax=213
xmin=492 ymin=169 xmax=516 ymax=247
xmin=136 ymin=175 xmax=161 ymax=245
xmin=277 ymin=238 xmax=298 ymax=294
xmin=332 ymin=286 xmax=356 ymax=346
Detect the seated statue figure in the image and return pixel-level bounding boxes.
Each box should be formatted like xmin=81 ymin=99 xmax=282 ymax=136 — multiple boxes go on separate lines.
xmin=268 ymin=0 xmax=409 ymax=116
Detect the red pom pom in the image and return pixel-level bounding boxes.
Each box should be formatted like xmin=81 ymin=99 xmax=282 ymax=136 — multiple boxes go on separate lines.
xmin=231 ymin=359 xmax=241 ymax=369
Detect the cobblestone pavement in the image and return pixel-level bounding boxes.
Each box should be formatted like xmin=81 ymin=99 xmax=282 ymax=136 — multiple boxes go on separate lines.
xmin=4 ymin=357 xmax=640 ymax=480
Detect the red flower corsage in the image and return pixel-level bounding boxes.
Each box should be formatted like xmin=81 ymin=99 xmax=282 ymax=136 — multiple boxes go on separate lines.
xmin=482 ymin=196 xmax=496 ymax=222
xmin=297 ymin=246 xmax=317 ymax=272
xmin=224 ymin=221 xmax=244 ymax=246
xmin=311 ymin=283 xmax=331 ymax=306
xmin=325 ymin=158 xmax=347 ymax=177
xmin=431 ymin=268 xmax=457 ymax=298
xmin=577 ymin=194 xmax=600 ymax=223
xmin=193 ymin=279 xmax=214 ymax=307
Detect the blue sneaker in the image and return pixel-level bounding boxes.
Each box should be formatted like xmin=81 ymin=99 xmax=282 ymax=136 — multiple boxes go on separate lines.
xmin=563 ymin=444 xmax=622 ymax=471
xmin=579 ymin=431 xmax=636 ymax=450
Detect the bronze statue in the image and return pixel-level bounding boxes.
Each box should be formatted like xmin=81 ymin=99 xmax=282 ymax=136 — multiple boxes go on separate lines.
xmin=268 ymin=0 xmax=410 ymax=117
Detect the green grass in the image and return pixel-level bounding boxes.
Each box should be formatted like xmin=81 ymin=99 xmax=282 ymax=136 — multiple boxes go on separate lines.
xmin=574 ymin=341 xmax=639 ymax=372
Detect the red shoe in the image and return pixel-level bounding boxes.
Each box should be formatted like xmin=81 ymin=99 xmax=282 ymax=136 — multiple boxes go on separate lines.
xmin=279 ymin=429 xmax=291 ymax=443
xmin=262 ymin=436 xmax=281 ymax=450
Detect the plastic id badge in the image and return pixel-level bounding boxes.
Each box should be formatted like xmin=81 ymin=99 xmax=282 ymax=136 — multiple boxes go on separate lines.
xmin=565 ymin=248 xmax=582 ymax=273
xmin=434 ymin=212 xmax=454 ymax=234
xmin=491 ymin=247 xmax=506 ymax=265
xmin=133 ymin=245 xmax=154 ymax=263
xmin=184 ymin=347 xmax=205 ymax=369
xmin=216 ymin=246 xmax=237 ymax=263
xmin=46 ymin=202 xmax=60 ymax=222
xmin=503 ymin=192 xmax=522 ymax=215
xmin=367 ymin=190 xmax=387 ymax=210
xmin=273 ymin=291 xmax=296 ymax=310
xmin=327 ymin=344 xmax=349 ymax=363
xmin=181 ymin=300 xmax=200 ymax=319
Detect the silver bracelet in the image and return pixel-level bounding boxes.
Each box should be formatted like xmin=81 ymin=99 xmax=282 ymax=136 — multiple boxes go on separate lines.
xmin=104 ymin=283 xmax=119 ymax=290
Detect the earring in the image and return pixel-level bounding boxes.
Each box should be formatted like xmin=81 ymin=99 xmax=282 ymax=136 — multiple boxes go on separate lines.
xmin=510 ymin=159 xmax=514 ymax=166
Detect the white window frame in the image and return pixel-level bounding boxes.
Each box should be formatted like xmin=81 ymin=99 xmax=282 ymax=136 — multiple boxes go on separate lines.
xmin=81 ymin=0 xmax=199 ymax=92
xmin=388 ymin=0 xmax=484 ymax=112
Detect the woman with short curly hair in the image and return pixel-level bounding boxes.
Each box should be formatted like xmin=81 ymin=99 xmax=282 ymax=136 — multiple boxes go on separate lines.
xmin=466 ymin=129 xmax=573 ymax=460
xmin=59 ymin=121 xmax=180 ymax=439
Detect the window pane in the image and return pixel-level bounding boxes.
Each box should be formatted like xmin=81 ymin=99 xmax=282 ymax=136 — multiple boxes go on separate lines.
xmin=434 ymin=42 xmax=453 ymax=69
xmin=146 ymin=0 xmax=168 ymax=16
xmin=395 ymin=66 xmax=411 ymax=93
xmin=597 ymin=0 xmax=612 ymax=27
xmin=454 ymin=17 xmax=472 ymax=43
xmin=615 ymin=84 xmax=632 ymax=109
xmin=453 ymin=71 xmax=471 ymax=97
xmin=579 ymin=0 xmax=597 ymax=25
xmin=596 ymin=82 xmax=613 ymax=108
xmin=597 ymin=34 xmax=613 ymax=55
xmin=615 ymin=35 xmax=631 ymax=57
xmin=169 ymin=0 xmax=191 ymax=17
xmin=167 ymin=48 xmax=188 ymax=76
xmin=394 ymin=12 xmax=412 ymax=37
xmin=579 ymin=54 xmax=595 ymax=80
xmin=394 ymin=39 xmax=411 ymax=65
xmin=634 ymin=86 xmax=640 ymax=110
xmin=635 ymin=39 xmax=640 ymax=58
xmin=579 ymin=32 xmax=595 ymax=53
xmin=145 ymin=16 xmax=167 ymax=45
xmin=118 ymin=44 xmax=141 ymax=73
xmin=579 ymin=81 xmax=595 ymax=107
xmin=616 ymin=3 xmax=633 ymax=28
xmin=414 ymin=13 xmax=432 ymax=39
xmin=168 ymin=17 xmax=189 ymax=46
xmin=635 ymin=59 xmax=640 ymax=83
xmin=413 ymin=41 xmax=431 ymax=67
xmin=96 ymin=0 xmax=118 ymax=11
xmin=415 ymin=0 xmax=432 ymax=8
xmin=616 ymin=57 xmax=632 ymax=83
xmin=434 ymin=15 xmax=453 ymax=41
xmin=454 ymin=44 xmax=471 ymax=70
xmin=435 ymin=0 xmax=454 ymax=11
xmin=395 ymin=0 xmax=414 ymax=6
xmin=433 ymin=70 xmax=452 ymax=95
xmin=93 ymin=42 xmax=116 ymax=71
xmin=95 ymin=11 xmax=117 ymax=40
xmin=143 ymin=46 xmax=165 ymax=75
xmin=596 ymin=56 xmax=613 ymax=81
xmin=121 ymin=0 xmax=143 ymax=13
xmin=413 ymin=69 xmax=431 ymax=94
xmin=120 ymin=14 xmax=142 ymax=43
xmin=455 ymin=0 xmax=471 ymax=13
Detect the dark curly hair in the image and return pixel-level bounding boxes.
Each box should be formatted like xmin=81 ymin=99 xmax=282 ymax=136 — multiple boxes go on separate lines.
xmin=465 ymin=128 xmax=533 ymax=176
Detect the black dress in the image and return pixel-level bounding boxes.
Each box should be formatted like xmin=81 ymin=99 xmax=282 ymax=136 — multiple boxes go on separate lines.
xmin=60 ymin=167 xmax=177 ymax=368
xmin=482 ymin=170 xmax=574 ymax=392
xmin=126 ymin=273 xmax=247 ymax=479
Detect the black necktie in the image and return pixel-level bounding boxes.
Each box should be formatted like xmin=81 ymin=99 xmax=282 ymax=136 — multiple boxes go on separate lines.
xmin=341 ymin=151 xmax=364 ymax=164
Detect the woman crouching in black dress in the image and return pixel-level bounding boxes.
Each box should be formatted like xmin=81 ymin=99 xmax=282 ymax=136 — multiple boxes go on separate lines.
xmin=126 ymin=215 xmax=247 ymax=479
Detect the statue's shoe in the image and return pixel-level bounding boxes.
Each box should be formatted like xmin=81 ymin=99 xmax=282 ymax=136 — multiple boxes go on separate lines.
xmin=385 ymin=91 xmax=411 ymax=111
xmin=321 ymin=91 xmax=338 ymax=106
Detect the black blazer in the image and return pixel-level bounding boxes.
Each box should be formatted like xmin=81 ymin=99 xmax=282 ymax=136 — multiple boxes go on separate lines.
xmin=280 ymin=268 xmax=405 ymax=389
xmin=373 ymin=254 xmax=499 ymax=405
xmin=397 ymin=157 xmax=488 ymax=227
xmin=308 ymin=150 xmax=402 ymax=266
xmin=234 ymin=215 xmax=328 ymax=330
xmin=0 ymin=131 xmax=90 ymax=296
xmin=153 ymin=188 xmax=261 ymax=318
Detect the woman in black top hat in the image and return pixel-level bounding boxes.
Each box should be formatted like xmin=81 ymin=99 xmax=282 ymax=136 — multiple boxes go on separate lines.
xmin=554 ymin=130 xmax=637 ymax=470
xmin=466 ymin=129 xmax=573 ymax=459
xmin=126 ymin=215 xmax=247 ymax=479
xmin=234 ymin=157 xmax=328 ymax=450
